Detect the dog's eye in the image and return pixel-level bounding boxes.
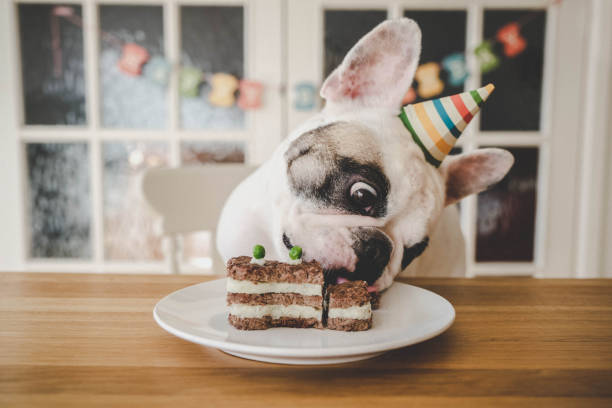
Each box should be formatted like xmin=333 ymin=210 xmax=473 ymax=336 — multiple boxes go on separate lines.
xmin=349 ymin=182 xmax=377 ymax=209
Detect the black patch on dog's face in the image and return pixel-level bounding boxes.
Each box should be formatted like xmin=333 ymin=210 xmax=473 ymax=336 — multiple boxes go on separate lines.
xmin=285 ymin=122 xmax=390 ymax=217
xmin=401 ymin=237 xmax=429 ymax=269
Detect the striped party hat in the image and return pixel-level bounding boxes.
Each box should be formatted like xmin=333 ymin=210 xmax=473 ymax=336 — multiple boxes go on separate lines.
xmin=399 ymin=84 xmax=495 ymax=167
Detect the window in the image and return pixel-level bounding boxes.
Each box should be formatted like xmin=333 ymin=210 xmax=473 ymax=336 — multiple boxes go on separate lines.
xmin=8 ymin=0 xmax=282 ymax=273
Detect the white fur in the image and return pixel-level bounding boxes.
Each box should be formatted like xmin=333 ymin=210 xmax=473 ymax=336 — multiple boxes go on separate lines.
xmin=217 ymin=19 xmax=513 ymax=290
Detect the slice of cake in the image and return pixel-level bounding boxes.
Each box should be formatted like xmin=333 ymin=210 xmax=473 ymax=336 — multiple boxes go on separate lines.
xmin=226 ymin=247 xmax=325 ymax=330
xmin=326 ymin=281 xmax=372 ymax=331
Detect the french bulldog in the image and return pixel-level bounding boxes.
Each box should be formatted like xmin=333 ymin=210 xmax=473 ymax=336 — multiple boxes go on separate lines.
xmin=217 ymin=18 xmax=514 ymax=291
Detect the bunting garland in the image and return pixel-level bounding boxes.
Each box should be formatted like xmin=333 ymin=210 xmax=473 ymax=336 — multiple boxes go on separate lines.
xmin=49 ymin=5 xmax=264 ymax=110
xmin=49 ymin=1 xmax=560 ymax=112
xmin=401 ymin=0 xmax=560 ymax=102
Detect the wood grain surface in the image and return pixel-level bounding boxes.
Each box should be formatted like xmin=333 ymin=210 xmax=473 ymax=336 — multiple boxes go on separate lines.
xmin=1 ymin=272 xmax=611 ymax=407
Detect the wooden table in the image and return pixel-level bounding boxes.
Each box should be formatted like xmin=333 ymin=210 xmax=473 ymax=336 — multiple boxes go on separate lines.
xmin=1 ymin=273 xmax=611 ymax=407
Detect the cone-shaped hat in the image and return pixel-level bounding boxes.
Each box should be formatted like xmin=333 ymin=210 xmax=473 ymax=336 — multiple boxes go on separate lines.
xmin=399 ymin=84 xmax=495 ymax=167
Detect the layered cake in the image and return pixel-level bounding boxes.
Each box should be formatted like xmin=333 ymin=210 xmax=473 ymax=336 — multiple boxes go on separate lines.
xmin=326 ymin=281 xmax=372 ymax=331
xmin=226 ymin=246 xmax=325 ymax=330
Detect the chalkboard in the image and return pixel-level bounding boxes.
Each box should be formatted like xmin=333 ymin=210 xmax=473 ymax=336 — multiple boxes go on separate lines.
xmin=476 ymin=147 xmax=538 ymax=262
xmin=27 ymin=143 xmax=91 ymax=259
xmin=323 ymin=9 xmax=387 ymax=78
xmin=180 ymin=6 xmax=245 ymax=130
xmin=404 ymin=10 xmax=467 ymax=103
xmin=481 ymin=10 xmax=546 ymax=131
xmin=99 ymin=5 xmax=166 ymax=129
xmin=18 ymin=4 xmax=86 ymax=125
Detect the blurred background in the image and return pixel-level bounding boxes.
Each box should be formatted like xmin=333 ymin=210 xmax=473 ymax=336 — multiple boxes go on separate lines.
xmin=0 ymin=0 xmax=610 ymax=278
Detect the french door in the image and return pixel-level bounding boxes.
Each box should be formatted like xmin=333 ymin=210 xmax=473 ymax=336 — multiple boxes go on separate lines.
xmin=286 ymin=0 xmax=592 ymax=277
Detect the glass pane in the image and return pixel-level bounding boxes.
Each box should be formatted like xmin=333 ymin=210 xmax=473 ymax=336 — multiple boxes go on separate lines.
xmin=180 ymin=6 xmax=244 ymax=130
xmin=99 ymin=5 xmax=166 ymax=129
xmin=181 ymin=141 xmax=246 ymax=164
xmin=476 ymin=147 xmax=538 ymax=262
xmin=324 ymin=9 xmax=387 ymax=78
xmin=182 ymin=231 xmax=213 ymax=271
xmin=27 ymin=143 xmax=91 ymax=258
xmin=18 ymin=4 xmax=86 ymax=125
xmin=481 ymin=10 xmax=546 ymax=131
xmin=103 ymin=142 xmax=168 ymax=260
xmin=404 ymin=10 xmax=467 ymax=103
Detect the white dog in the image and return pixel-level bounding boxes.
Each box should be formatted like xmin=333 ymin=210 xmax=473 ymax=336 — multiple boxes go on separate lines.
xmin=217 ymin=18 xmax=513 ymax=291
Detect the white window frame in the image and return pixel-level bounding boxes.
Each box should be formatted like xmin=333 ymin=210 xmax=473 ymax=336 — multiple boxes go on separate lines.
xmin=0 ymin=0 xmax=283 ymax=274
xmin=286 ymin=0 xmax=610 ymax=278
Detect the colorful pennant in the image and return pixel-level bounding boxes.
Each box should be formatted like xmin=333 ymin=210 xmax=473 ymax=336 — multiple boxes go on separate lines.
xmin=179 ymin=67 xmax=203 ymax=97
xmin=209 ymin=73 xmax=239 ymax=107
xmin=118 ymin=43 xmax=150 ymax=76
xmin=474 ymin=41 xmax=500 ymax=74
xmin=294 ymin=81 xmax=317 ymax=111
xmin=442 ymin=53 xmax=469 ymax=87
xmin=143 ymin=56 xmax=171 ymax=86
xmin=414 ymin=62 xmax=444 ymax=99
xmin=237 ymin=80 xmax=264 ymax=110
xmin=497 ymin=22 xmax=527 ymax=57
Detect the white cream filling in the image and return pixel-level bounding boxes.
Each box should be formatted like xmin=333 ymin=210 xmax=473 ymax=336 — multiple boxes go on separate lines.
xmin=249 ymin=257 xmax=266 ymax=265
xmin=287 ymin=258 xmax=302 ymax=265
xmin=226 ymin=278 xmax=322 ymax=296
xmin=228 ymin=304 xmax=322 ymax=320
xmin=328 ymin=304 xmax=372 ymax=320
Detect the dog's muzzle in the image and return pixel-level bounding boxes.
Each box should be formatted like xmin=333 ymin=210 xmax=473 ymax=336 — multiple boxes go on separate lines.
xmin=345 ymin=227 xmax=392 ymax=285
xmin=283 ymin=228 xmax=392 ymax=286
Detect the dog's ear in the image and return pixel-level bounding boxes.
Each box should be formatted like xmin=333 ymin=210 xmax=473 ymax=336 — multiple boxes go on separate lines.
xmin=441 ymin=148 xmax=514 ymax=206
xmin=320 ymin=18 xmax=421 ymax=111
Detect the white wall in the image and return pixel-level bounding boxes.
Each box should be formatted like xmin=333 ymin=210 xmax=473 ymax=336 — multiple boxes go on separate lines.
xmin=0 ymin=1 xmax=24 ymax=271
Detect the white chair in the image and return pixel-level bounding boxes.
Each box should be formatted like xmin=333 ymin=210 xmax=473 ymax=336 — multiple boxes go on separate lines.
xmin=142 ymin=164 xmax=256 ymax=274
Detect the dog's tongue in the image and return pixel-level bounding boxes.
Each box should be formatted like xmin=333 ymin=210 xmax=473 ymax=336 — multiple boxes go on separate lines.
xmin=336 ymin=276 xmax=377 ymax=293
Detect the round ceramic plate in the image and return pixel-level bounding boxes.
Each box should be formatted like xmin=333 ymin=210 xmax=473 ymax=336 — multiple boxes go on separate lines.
xmin=153 ymin=278 xmax=455 ymax=365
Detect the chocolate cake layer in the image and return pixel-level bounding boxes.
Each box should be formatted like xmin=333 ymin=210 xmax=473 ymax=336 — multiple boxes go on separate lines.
xmin=227 ymin=256 xmax=324 ymax=284
xmin=328 ymin=281 xmax=370 ymax=308
xmin=369 ymin=291 xmax=381 ymax=310
xmin=327 ymin=317 xmax=372 ymax=331
xmin=227 ymin=293 xmax=323 ymax=308
xmin=229 ymin=314 xmax=323 ymax=330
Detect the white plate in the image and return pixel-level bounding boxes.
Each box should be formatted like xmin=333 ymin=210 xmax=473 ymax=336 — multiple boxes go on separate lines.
xmin=153 ymin=278 xmax=455 ymax=365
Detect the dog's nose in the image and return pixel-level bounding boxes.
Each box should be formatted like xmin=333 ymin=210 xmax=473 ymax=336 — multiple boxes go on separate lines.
xmin=350 ymin=228 xmax=392 ymax=285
